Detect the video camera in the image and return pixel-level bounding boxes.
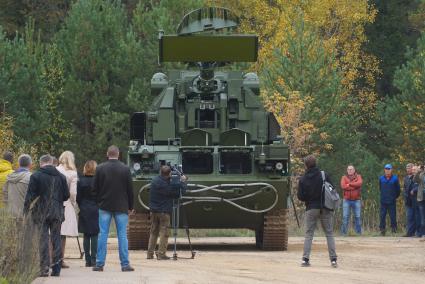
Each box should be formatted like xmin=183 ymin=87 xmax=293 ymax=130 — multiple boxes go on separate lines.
xmin=167 ymin=162 xmax=186 ymax=188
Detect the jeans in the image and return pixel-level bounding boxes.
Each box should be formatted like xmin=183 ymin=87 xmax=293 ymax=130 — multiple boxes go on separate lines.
xmin=302 ymin=209 xmax=337 ymax=261
xmin=380 ymin=203 xmax=397 ymax=232
xmin=418 ymin=201 xmax=425 ymax=237
xmin=96 ymin=209 xmax=129 ymax=267
xmin=341 ymin=200 xmax=362 ymax=235
xmin=406 ymin=197 xmax=421 ymax=236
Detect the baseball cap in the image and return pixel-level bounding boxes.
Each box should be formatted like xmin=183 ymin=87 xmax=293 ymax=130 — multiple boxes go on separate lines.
xmin=384 ymin=164 xmax=392 ymax=169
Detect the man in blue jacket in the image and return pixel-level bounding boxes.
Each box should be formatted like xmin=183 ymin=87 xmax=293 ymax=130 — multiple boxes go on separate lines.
xmin=379 ymin=164 xmax=400 ymax=235
xmin=147 ymin=165 xmax=187 ymax=260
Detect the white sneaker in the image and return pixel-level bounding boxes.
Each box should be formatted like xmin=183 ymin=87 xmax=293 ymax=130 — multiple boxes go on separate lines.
xmin=331 ymin=260 xmax=338 ymax=268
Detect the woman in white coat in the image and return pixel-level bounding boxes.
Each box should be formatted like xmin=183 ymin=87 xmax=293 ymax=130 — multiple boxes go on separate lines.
xmin=57 ymin=151 xmax=79 ymax=268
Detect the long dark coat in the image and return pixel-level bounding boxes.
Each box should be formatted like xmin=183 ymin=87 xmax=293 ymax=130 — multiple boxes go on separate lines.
xmin=76 ymin=175 xmax=99 ymax=235
xmin=23 ymin=165 xmax=70 ymax=223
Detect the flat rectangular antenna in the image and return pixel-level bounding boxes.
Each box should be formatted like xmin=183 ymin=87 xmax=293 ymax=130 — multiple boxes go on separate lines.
xmin=159 ymin=35 xmax=258 ymax=62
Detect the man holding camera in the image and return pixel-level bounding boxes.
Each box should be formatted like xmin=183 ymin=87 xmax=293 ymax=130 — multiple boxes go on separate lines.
xmin=147 ymin=165 xmax=187 ymax=260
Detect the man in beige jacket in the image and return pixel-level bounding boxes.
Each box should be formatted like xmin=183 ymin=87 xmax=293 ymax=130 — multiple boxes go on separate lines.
xmin=3 ymin=154 xmax=32 ymax=218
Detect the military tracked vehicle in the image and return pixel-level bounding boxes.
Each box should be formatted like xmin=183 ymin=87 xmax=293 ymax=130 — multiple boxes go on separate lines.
xmin=127 ymin=7 xmax=290 ymax=250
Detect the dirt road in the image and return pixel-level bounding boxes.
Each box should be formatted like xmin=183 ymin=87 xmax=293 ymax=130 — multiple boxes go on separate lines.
xmin=33 ymin=236 xmax=424 ymax=284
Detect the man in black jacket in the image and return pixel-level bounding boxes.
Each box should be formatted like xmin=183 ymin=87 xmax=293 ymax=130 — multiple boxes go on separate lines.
xmin=92 ymin=145 xmax=134 ymax=272
xmin=24 ymin=154 xmax=70 ymax=277
xmin=297 ymin=155 xmax=337 ymax=268
xmin=147 ymin=165 xmax=187 ymax=260
xmin=403 ymin=163 xmax=419 ymax=237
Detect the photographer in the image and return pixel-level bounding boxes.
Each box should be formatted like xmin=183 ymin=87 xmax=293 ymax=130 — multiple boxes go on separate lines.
xmin=413 ymin=165 xmax=425 ymax=238
xmin=147 ymin=165 xmax=187 ymax=260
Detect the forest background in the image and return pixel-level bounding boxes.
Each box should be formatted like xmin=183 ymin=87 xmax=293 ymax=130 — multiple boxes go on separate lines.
xmin=1 ymin=0 xmax=425 ymax=232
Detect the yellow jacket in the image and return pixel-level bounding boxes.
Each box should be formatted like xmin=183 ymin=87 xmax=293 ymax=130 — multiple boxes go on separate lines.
xmin=0 ymin=159 xmax=14 ymax=208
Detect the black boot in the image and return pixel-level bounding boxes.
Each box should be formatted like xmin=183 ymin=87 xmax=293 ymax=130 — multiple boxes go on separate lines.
xmin=91 ymin=257 xmax=96 ymax=267
xmin=85 ymin=254 xmax=92 ymax=267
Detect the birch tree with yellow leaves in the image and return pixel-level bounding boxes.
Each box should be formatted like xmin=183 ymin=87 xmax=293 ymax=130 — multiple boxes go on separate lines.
xmin=210 ymin=2 xmax=384 ymax=226
xmin=211 ymin=0 xmax=380 ymax=170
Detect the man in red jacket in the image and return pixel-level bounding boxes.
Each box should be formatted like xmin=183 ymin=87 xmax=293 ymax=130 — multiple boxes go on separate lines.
xmin=340 ymin=165 xmax=363 ymax=235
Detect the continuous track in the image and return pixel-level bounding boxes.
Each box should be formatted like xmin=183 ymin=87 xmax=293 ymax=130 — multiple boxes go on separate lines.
xmin=128 ymin=212 xmax=151 ymax=250
xmin=261 ymin=208 xmax=288 ymax=250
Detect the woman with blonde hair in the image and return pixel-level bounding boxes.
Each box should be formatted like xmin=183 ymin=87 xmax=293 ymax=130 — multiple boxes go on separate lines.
xmin=77 ymin=160 xmax=99 ymax=267
xmin=56 ymin=151 xmax=78 ymax=268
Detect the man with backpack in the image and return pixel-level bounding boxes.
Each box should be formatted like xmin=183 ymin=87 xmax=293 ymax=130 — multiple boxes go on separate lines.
xmin=297 ymin=155 xmax=337 ymax=268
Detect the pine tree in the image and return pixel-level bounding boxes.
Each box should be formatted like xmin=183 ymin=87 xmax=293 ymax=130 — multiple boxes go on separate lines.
xmin=0 ymin=22 xmax=47 ymax=145
xmin=262 ymin=16 xmax=381 ymax=188
xmin=366 ymin=0 xmax=421 ymax=97
xmin=377 ymin=32 xmax=425 ymax=164
xmin=0 ymin=0 xmax=71 ymax=41
xmin=54 ymin=0 xmax=146 ymax=161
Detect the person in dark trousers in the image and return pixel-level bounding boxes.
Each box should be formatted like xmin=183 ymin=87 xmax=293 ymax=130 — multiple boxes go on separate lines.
xmin=378 ymin=164 xmax=401 ymax=235
xmin=92 ymin=146 xmax=135 ymax=272
xmin=23 ymin=154 xmax=70 ymax=277
xmin=413 ymin=165 xmax=425 ymax=238
xmin=403 ymin=163 xmax=420 ymax=237
xmin=147 ymin=165 xmax=187 ymax=260
xmin=297 ymin=155 xmax=337 ymax=268
xmin=77 ymin=160 xmax=99 ymax=267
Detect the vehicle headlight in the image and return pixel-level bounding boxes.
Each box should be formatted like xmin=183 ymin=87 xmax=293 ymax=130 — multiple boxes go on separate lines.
xmin=133 ymin=163 xmax=141 ymax=171
xmin=275 ymin=162 xmax=283 ymax=171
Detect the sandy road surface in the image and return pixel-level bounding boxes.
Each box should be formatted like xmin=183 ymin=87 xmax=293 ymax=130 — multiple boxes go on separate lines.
xmin=33 ymin=236 xmax=424 ymax=284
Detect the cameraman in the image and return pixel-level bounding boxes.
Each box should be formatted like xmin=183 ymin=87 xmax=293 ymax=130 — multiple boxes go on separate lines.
xmin=147 ymin=165 xmax=187 ymax=260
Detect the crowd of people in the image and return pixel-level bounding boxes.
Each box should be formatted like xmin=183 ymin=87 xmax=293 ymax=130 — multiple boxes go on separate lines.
xmin=296 ymin=156 xmax=425 ymax=267
xmin=0 ymin=146 xmax=136 ymax=277
xmin=1 ymin=147 xmax=425 ymax=275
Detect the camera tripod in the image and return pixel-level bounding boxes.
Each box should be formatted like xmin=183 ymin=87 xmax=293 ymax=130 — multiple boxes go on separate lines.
xmin=171 ymin=193 xmax=196 ymax=260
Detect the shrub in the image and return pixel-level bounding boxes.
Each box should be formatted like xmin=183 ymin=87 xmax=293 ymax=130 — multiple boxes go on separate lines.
xmin=0 ymin=209 xmax=39 ymax=284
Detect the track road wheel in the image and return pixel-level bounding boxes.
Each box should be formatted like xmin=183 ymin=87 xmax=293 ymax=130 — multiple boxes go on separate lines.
xmin=261 ymin=208 xmax=288 ymax=251
xmin=127 ymin=212 xmax=151 ymax=250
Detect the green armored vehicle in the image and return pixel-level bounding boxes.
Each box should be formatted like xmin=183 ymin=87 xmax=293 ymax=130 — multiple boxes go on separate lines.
xmin=127 ymin=7 xmax=290 ymax=250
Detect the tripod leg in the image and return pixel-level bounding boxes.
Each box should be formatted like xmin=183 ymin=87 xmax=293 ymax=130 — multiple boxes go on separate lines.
xmin=172 ymin=200 xmax=178 ymax=260
xmin=181 ymin=202 xmax=196 ymax=259
xmin=184 ymin=226 xmax=196 ymax=259
xmin=77 ymin=236 xmax=84 ymax=259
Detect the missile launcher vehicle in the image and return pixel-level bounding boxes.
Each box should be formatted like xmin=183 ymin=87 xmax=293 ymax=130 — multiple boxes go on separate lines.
xmin=127 ymin=7 xmax=290 ymax=250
